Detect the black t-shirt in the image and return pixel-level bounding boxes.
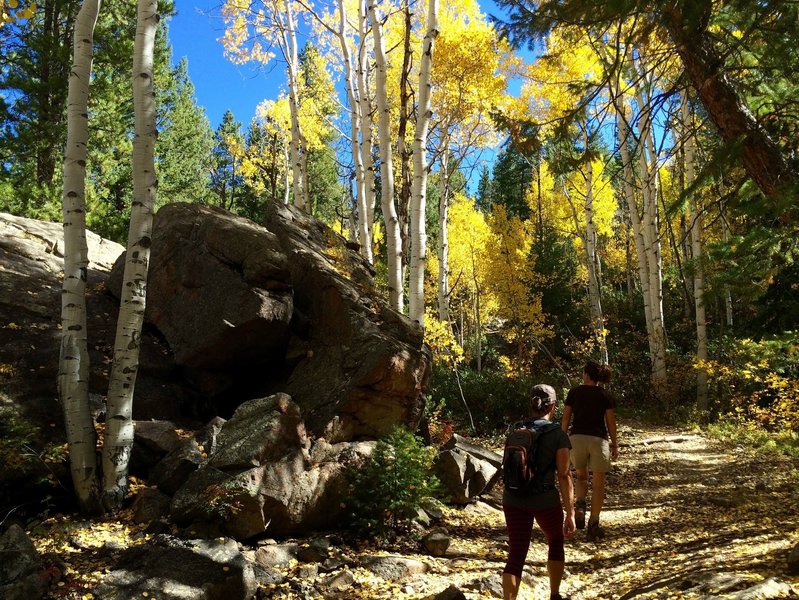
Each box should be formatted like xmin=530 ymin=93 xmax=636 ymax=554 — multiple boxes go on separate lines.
xmin=502 ymin=419 xmax=572 ymax=510
xmin=564 ymin=385 xmax=616 ymax=439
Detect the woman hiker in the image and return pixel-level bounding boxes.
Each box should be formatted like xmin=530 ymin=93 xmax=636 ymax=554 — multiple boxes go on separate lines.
xmin=502 ymin=384 xmax=576 ymax=600
xmin=561 ymin=361 xmax=618 ymax=540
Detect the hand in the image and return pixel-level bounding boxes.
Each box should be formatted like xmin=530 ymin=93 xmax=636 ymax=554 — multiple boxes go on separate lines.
xmin=611 ymin=445 xmax=619 ymax=461
xmin=563 ymin=514 xmax=576 ymax=539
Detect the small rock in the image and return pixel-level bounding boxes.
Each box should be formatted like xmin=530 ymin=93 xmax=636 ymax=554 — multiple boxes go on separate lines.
xmin=299 ymin=564 xmax=319 ymax=579
xmin=320 ymin=557 xmax=346 ymax=573
xmin=427 ymin=584 xmax=467 ymax=600
xmin=362 ymin=555 xmax=429 ymax=581
xmin=298 ymin=537 xmax=331 ymax=563
xmin=705 ymin=477 xmax=719 ymax=486
xmin=325 ymin=569 xmax=356 ymax=592
xmin=788 ymin=543 xmax=799 ymax=575
xmin=423 ymin=530 xmax=451 ymax=557
xmin=254 ymin=543 xmax=298 ymax=568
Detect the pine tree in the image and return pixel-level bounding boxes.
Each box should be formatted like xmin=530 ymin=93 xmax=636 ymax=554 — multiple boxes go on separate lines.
xmin=156 ymin=58 xmax=214 ymax=207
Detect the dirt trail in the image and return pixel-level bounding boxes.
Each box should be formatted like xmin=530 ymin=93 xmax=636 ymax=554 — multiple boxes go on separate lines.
xmin=30 ymin=424 xmax=799 ymax=599
xmin=405 ymin=423 xmax=799 ymax=599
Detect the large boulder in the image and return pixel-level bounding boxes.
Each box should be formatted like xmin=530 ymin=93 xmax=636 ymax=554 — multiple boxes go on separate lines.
xmin=0 ymin=524 xmax=49 ymax=600
xmin=167 ymin=395 xmax=375 ymax=539
xmin=108 ymin=203 xmax=294 ymax=389
xmin=434 ymin=437 xmax=502 ymax=505
xmin=264 ymin=202 xmax=430 ymax=441
xmin=109 ymin=202 xmax=430 ymax=441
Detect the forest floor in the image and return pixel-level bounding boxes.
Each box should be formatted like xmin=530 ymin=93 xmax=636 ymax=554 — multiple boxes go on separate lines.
xmin=28 ymin=422 xmax=799 ymax=599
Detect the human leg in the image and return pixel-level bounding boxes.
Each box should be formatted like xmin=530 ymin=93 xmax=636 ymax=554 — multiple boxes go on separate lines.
xmin=502 ymin=505 xmax=535 ymax=600
xmin=586 ymin=438 xmax=611 ymax=528
xmin=569 ymin=436 xmax=591 ymax=530
xmin=589 ymin=471 xmax=606 ymax=523
xmin=502 ymin=573 xmax=521 ymax=600
xmin=534 ymin=506 xmax=566 ymax=597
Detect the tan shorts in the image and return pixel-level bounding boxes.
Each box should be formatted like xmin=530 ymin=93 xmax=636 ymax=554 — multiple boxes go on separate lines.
xmin=569 ymin=434 xmax=611 ymax=473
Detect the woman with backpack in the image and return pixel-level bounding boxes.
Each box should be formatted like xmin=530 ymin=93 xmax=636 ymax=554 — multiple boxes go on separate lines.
xmin=560 ymin=361 xmax=618 ymax=540
xmin=502 ymin=384 xmax=576 ymax=600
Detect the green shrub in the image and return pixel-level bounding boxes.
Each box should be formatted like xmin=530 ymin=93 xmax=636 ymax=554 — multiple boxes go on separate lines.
xmin=347 ymin=427 xmax=442 ymax=537
xmin=707 ymin=419 xmax=799 ymax=458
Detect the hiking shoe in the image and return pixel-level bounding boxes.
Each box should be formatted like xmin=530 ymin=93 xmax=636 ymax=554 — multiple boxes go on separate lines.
xmin=575 ymin=500 xmax=586 ymax=530
xmin=586 ymin=520 xmax=604 ymax=540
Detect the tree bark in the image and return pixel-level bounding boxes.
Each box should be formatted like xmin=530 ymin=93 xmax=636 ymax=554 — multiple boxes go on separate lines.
xmin=681 ymin=93 xmax=709 ymax=410
xmin=409 ymin=0 xmax=438 ymax=326
xmin=437 ymin=139 xmax=450 ymax=323
xmin=662 ymin=3 xmax=795 ymax=217
xmin=283 ymin=0 xmax=307 ymax=211
xmin=102 ymin=0 xmax=158 ymax=510
xmin=60 ymin=0 xmax=102 ymax=515
xmin=397 ymin=0 xmax=413 ymax=282
xmin=357 ymin=0 xmax=377 ymax=255
xmin=368 ymin=0 xmax=403 ymax=311
xmin=582 ymin=127 xmax=608 ymax=364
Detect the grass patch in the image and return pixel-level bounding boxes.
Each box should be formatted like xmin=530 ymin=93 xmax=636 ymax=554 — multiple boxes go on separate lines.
xmin=706 ymin=420 xmax=799 ymax=458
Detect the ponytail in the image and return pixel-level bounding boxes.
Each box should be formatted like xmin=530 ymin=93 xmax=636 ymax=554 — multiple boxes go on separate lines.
xmin=584 ymin=361 xmax=612 ymax=384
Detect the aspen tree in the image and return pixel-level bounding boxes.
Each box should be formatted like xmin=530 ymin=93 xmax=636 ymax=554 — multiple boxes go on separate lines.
xmin=59 ymin=0 xmax=102 ymax=514
xmin=581 ymin=125 xmax=608 ymax=364
xmin=221 ymin=0 xmax=309 ymax=210
xmin=368 ymin=0 xmax=403 ymax=310
xmin=301 ymin=0 xmax=374 ymax=263
xmin=408 ymin=0 xmax=438 ymax=326
xmin=356 ymin=0 xmax=377 ymax=253
xmin=681 ymin=92 xmax=708 ymax=410
xmin=102 ymin=0 xmax=158 ymax=509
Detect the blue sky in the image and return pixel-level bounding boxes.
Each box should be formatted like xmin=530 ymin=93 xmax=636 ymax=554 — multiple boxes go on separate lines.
xmin=167 ymin=0 xmax=511 ymax=130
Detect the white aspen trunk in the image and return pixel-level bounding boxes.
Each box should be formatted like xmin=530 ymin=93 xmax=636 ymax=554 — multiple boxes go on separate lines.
xmin=582 ymin=127 xmax=608 ymax=364
xmin=436 ymin=141 xmax=450 ymax=323
xmin=102 ymin=0 xmax=158 ymax=509
xmin=283 ymin=138 xmax=291 ymax=205
xmin=369 ymin=0 xmax=403 ymax=310
xmin=682 ymin=95 xmax=709 ymax=410
xmin=283 ymin=0 xmax=306 ymax=211
xmin=408 ymin=0 xmax=438 ymax=326
xmin=60 ymin=0 xmax=101 ymax=514
xmin=616 ymin=94 xmax=657 ymax=363
xmin=357 ymin=0 xmax=377 ymax=254
xmin=335 ymin=0 xmax=371 ymax=263
xmin=472 ymin=278 xmax=482 ymax=373
xmin=721 ymin=202 xmax=734 ymax=328
xmin=635 ymin=88 xmax=667 ymax=385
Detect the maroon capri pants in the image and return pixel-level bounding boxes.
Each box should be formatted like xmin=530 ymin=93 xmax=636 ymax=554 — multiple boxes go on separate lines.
xmin=502 ymin=504 xmax=565 ymax=578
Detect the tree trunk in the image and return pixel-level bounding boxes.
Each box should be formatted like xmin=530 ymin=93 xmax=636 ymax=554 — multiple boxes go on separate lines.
xmin=582 ymin=127 xmax=608 ymax=364
xmin=662 ymin=3 xmax=795 ymax=217
xmin=437 ymin=139 xmax=451 ymax=323
xmin=357 ymin=0 xmax=377 ymax=255
xmin=283 ymin=0 xmax=306 ymax=211
xmin=333 ymin=0 xmax=371 ymax=263
xmin=720 ymin=197 xmax=734 ymax=328
xmin=102 ymin=0 xmax=158 ymax=510
xmin=635 ymin=87 xmax=667 ymax=385
xmin=60 ymin=0 xmax=102 ymax=515
xmin=369 ymin=0 xmax=403 ymax=310
xmin=408 ymin=0 xmax=438 ymax=326
xmin=397 ymin=0 xmax=413 ymax=282
xmin=615 ymin=96 xmax=655 ymax=361
xmin=681 ymin=94 xmax=709 ymax=411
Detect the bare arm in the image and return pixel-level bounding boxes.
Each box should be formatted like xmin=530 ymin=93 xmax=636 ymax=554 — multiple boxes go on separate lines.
xmin=606 ymin=408 xmax=618 ymax=460
xmin=561 ymin=405 xmax=572 ymax=433
xmin=556 ymin=446 xmax=575 ymax=539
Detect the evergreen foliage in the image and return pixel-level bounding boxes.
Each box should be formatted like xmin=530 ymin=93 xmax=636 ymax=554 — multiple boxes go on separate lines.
xmin=347 ymin=427 xmax=442 ymax=536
